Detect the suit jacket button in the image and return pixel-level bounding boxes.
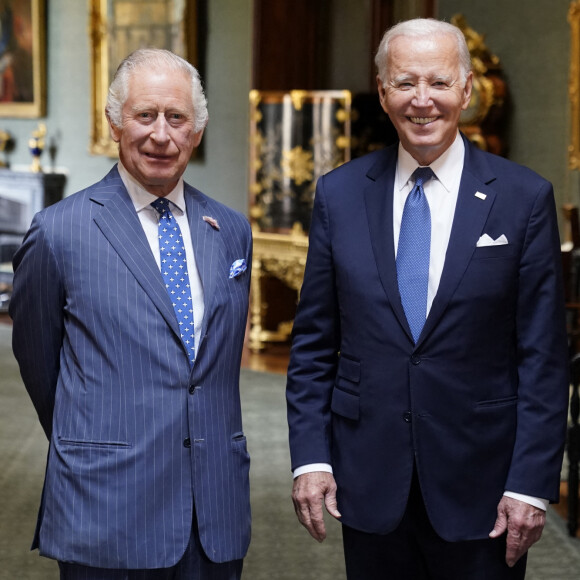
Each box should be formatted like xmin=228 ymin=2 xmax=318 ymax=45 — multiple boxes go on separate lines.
xmin=189 ymin=385 xmax=195 ymax=394
xmin=411 ymin=355 xmax=421 ymax=365
xmin=183 ymin=438 xmax=191 ymax=448
xmin=403 ymin=411 xmax=412 ymax=423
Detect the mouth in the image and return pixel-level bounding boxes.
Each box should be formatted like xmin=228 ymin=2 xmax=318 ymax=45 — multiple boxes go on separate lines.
xmin=143 ymin=152 xmax=173 ymax=161
xmin=409 ymin=116 xmax=437 ymax=125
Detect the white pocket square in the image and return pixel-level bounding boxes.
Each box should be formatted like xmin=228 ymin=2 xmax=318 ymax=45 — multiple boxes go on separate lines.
xmin=476 ymin=234 xmax=508 ymax=247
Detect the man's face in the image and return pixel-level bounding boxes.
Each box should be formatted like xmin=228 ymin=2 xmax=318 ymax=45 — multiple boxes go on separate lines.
xmin=377 ymin=33 xmax=472 ymax=166
xmin=108 ymin=68 xmax=204 ymax=196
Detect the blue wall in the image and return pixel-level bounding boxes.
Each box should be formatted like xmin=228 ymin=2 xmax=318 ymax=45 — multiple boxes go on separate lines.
xmin=438 ymin=0 xmax=574 ymax=209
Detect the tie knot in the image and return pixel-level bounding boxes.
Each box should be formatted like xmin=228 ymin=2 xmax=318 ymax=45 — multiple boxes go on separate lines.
xmin=151 ymin=197 xmax=170 ymax=214
xmin=412 ymin=167 xmax=434 ymax=187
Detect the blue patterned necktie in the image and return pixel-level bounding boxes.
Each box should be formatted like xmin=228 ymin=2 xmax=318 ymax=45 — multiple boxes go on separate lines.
xmin=151 ymin=197 xmax=195 ymax=365
xmin=396 ymin=167 xmax=434 ymax=343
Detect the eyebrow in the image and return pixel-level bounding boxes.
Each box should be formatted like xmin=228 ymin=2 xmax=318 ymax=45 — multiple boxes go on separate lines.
xmin=390 ymin=73 xmax=455 ymax=85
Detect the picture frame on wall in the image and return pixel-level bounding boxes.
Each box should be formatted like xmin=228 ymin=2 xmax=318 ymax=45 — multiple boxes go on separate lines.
xmin=90 ymin=0 xmax=204 ymax=158
xmin=570 ymin=0 xmax=580 ymax=170
xmin=0 ymin=0 xmax=46 ymax=118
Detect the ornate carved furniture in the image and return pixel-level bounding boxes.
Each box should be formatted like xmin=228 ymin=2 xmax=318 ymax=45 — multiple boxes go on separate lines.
xmin=452 ymin=14 xmax=509 ymax=156
xmin=248 ymin=90 xmax=351 ymax=350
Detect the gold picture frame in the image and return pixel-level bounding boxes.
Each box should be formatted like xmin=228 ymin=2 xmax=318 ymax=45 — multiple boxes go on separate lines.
xmin=89 ymin=0 xmax=202 ymax=157
xmin=570 ymin=0 xmax=580 ymax=169
xmin=0 ymin=0 xmax=46 ymax=118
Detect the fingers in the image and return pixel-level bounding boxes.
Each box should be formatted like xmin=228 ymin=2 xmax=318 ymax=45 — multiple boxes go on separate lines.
xmin=489 ymin=503 xmax=508 ymax=540
xmin=490 ymin=496 xmax=546 ymax=567
xmin=291 ymin=471 xmax=341 ymax=542
xmin=324 ymin=487 xmax=342 ymax=519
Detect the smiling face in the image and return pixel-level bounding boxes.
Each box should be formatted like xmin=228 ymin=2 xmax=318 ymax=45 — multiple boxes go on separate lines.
xmin=377 ymin=33 xmax=472 ymax=166
xmin=108 ymin=67 xmax=204 ymax=196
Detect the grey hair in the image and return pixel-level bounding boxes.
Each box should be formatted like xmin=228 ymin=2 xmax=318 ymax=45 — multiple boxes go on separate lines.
xmin=105 ymin=48 xmax=208 ymax=133
xmin=375 ymin=18 xmax=472 ymax=87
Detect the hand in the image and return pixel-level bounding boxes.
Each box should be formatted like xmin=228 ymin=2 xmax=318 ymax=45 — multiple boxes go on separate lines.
xmin=489 ymin=496 xmax=545 ymax=567
xmin=291 ymin=471 xmax=342 ymax=542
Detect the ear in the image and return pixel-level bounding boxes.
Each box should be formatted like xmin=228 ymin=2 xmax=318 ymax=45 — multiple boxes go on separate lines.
xmin=192 ymin=128 xmax=204 ymax=148
xmin=461 ymin=71 xmax=474 ymax=111
xmin=376 ymin=75 xmax=389 ymax=115
xmin=106 ymin=113 xmax=122 ymax=143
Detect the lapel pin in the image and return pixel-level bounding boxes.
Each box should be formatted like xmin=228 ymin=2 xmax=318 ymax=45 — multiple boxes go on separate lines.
xmin=475 ymin=192 xmax=487 ymax=201
xmin=203 ymin=216 xmax=220 ymax=230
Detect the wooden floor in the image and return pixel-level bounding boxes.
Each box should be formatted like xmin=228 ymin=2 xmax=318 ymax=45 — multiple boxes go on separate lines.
xmin=242 ymin=342 xmax=290 ymax=374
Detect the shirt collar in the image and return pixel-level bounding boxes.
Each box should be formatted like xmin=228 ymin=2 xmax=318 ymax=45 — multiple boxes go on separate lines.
xmin=117 ymin=161 xmax=186 ymax=215
xmin=396 ymin=132 xmax=465 ymax=193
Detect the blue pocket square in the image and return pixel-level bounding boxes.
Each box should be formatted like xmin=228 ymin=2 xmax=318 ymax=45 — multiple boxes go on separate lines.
xmin=229 ymin=259 xmax=247 ymax=279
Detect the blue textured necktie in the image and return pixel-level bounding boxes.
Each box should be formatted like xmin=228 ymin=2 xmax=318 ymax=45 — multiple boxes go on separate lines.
xmin=151 ymin=198 xmax=195 ymax=365
xmin=396 ymin=167 xmax=434 ymax=343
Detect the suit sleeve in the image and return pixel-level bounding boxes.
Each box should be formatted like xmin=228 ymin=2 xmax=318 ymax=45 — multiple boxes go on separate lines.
xmin=286 ymin=177 xmax=340 ymax=471
xmin=506 ymin=180 xmax=569 ymax=502
xmin=9 ymin=212 xmax=64 ymax=439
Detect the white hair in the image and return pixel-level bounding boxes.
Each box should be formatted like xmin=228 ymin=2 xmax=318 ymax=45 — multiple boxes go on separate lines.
xmin=105 ymin=48 xmax=208 ymax=133
xmin=375 ymin=18 xmax=472 ymax=86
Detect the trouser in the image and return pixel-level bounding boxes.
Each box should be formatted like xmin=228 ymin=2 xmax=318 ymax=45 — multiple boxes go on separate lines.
xmin=342 ymin=470 xmax=527 ymax=580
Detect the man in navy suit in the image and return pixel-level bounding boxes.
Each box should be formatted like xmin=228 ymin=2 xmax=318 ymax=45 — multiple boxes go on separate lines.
xmin=10 ymin=48 xmax=252 ymax=579
xmin=286 ymin=18 xmax=569 ymax=579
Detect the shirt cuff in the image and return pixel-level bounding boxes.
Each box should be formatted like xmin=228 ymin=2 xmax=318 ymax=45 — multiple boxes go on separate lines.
xmin=293 ymin=463 xmax=333 ymax=479
xmin=503 ymin=491 xmax=548 ymax=511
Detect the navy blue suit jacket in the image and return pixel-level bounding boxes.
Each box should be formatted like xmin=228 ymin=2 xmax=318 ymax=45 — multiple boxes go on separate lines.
xmin=10 ymin=166 xmax=252 ymax=567
xmin=286 ymin=135 xmax=569 ymax=541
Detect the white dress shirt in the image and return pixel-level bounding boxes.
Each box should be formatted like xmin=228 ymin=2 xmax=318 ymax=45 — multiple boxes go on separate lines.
xmin=117 ymin=162 xmax=205 ymax=353
xmin=294 ymin=134 xmax=548 ymax=511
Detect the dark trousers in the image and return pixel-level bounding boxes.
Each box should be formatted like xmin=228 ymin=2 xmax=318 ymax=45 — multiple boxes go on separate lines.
xmin=342 ymin=471 xmax=527 ymax=580
xmin=58 ymin=514 xmax=243 ymax=580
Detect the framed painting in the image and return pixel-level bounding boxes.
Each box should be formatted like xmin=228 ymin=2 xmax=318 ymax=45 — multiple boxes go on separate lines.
xmin=89 ymin=0 xmax=204 ymax=157
xmin=570 ymin=0 xmax=580 ymax=169
xmin=0 ymin=0 xmax=46 ymax=118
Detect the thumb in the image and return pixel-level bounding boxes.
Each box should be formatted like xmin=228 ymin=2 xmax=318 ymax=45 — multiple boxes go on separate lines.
xmin=324 ymin=490 xmax=342 ymax=519
xmin=489 ymin=509 xmax=508 ymax=539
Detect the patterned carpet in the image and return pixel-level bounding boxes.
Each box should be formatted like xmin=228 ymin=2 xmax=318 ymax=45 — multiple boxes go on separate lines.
xmin=1 ymin=324 xmax=579 ymax=579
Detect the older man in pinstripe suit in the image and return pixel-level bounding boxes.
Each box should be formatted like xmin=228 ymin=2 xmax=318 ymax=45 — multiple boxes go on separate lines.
xmin=10 ymin=48 xmax=252 ymax=580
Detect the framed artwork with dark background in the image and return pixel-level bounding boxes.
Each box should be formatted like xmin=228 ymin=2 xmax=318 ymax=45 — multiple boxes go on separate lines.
xmin=0 ymin=0 xmax=46 ymax=118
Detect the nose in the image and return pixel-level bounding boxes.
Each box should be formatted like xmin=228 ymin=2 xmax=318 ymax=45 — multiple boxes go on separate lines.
xmin=150 ymin=115 xmax=170 ymax=143
xmin=412 ymin=83 xmax=432 ymax=107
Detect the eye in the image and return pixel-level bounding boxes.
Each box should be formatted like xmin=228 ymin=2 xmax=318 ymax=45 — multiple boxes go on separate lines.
xmin=166 ymin=112 xmax=188 ymax=126
xmin=137 ymin=111 xmax=155 ymax=123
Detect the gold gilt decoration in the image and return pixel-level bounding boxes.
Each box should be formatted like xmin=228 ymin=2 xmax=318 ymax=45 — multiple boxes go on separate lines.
xmin=248 ymin=90 xmax=351 ymax=232
xmin=247 ymin=90 xmax=352 ymax=349
xmin=281 ymin=146 xmax=315 ymax=186
xmin=290 ymin=90 xmax=308 ymax=111
xmin=451 ymin=14 xmax=496 ymax=127
xmin=450 ymin=14 xmax=509 ymax=156
xmin=249 ymin=223 xmax=309 ymax=351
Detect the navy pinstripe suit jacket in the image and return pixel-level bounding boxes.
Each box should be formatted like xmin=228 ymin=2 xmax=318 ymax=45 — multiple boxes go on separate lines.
xmin=10 ymin=166 xmax=252 ymax=568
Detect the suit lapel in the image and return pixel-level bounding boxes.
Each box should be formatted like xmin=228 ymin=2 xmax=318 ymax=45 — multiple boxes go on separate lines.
xmin=90 ymin=168 xmax=182 ymax=339
xmin=184 ymin=184 xmax=222 ymax=353
xmin=418 ymin=138 xmax=497 ymax=345
xmin=364 ymin=146 xmax=413 ymax=338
